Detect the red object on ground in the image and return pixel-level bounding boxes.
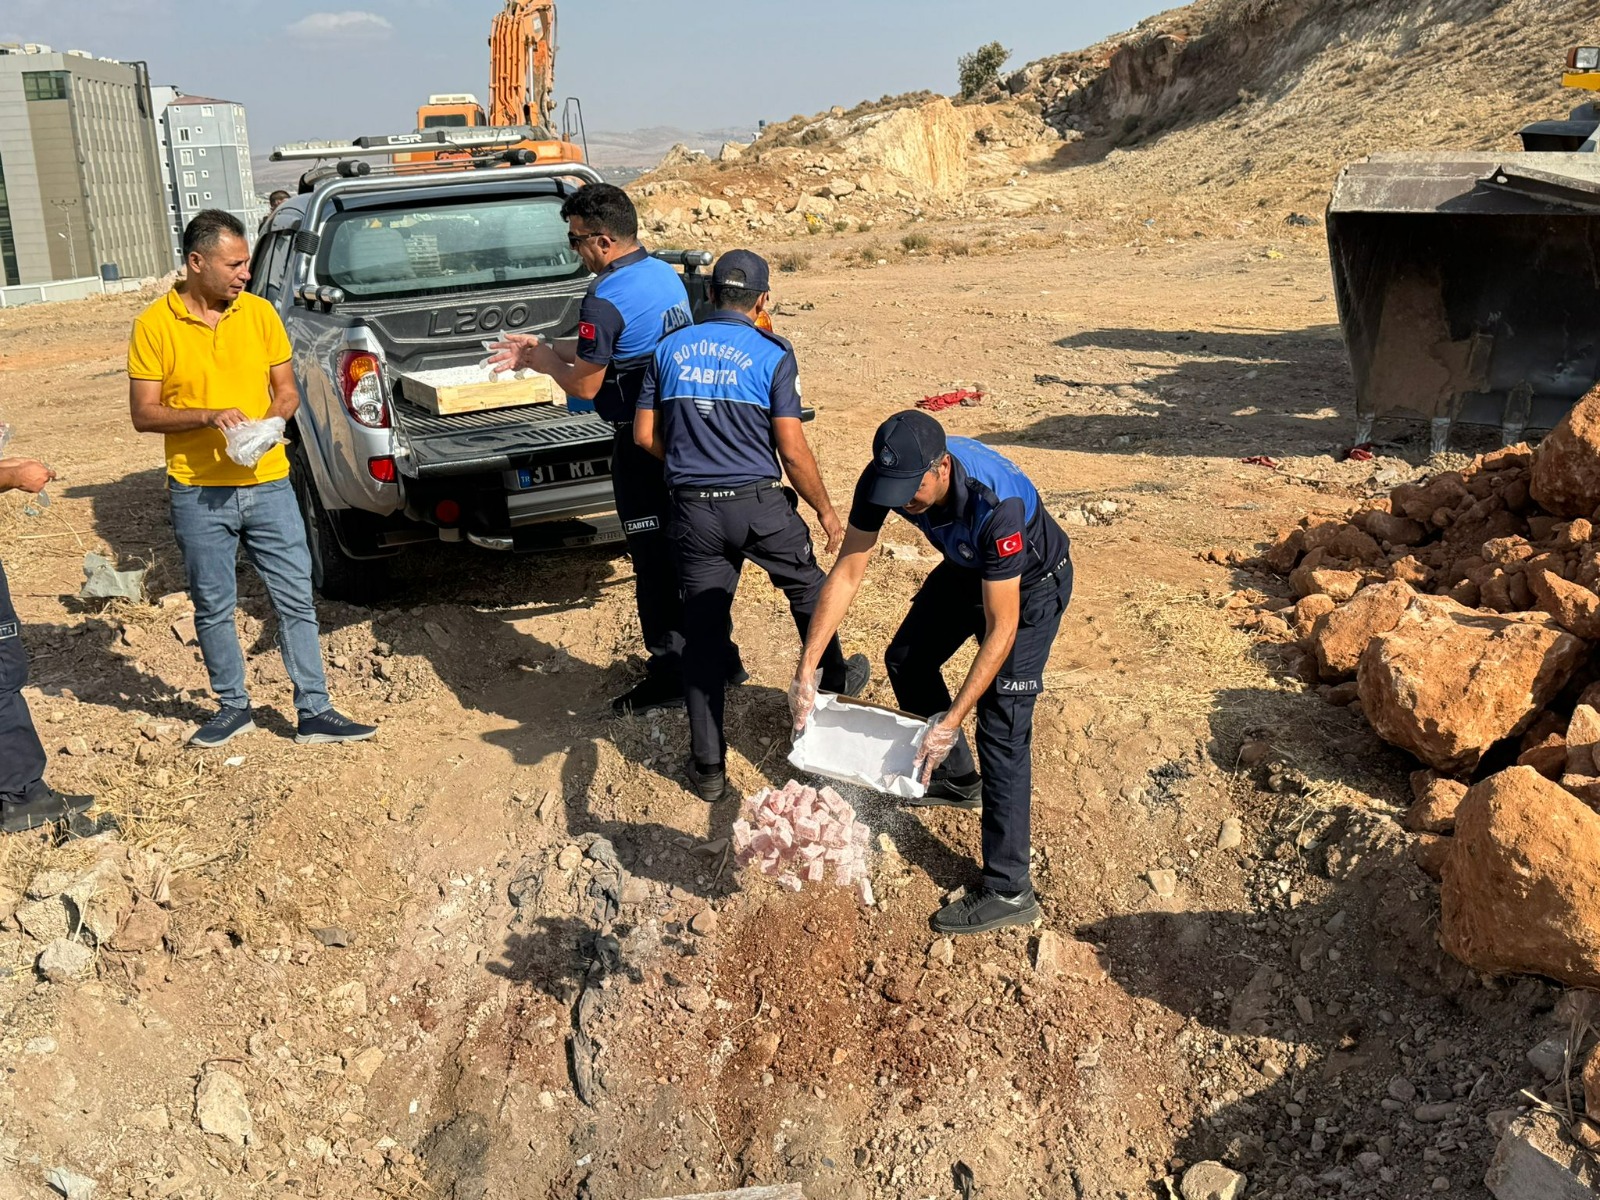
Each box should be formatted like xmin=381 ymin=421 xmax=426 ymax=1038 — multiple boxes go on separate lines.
xmin=1346 ymin=444 xmax=1375 ymax=462
xmin=917 ymin=388 xmax=984 ymax=413
xmin=1240 ymin=455 xmax=1280 ymax=468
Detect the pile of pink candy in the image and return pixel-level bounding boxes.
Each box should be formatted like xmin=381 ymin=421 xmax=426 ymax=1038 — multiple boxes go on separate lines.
xmin=731 ymin=780 xmax=875 ymax=905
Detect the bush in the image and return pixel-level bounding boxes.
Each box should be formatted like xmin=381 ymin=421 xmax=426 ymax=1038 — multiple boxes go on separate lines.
xmin=958 ymin=41 xmax=1010 ymax=99
xmin=833 ymin=219 xmax=850 ymax=233
xmin=776 ymin=252 xmax=809 ymax=273
xmin=901 ymin=232 xmax=930 ymax=252
xmin=860 ymin=243 xmax=886 ymax=263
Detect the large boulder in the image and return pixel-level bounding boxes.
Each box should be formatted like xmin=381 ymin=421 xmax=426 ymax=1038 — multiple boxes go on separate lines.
xmin=1310 ymin=580 xmax=1414 ymax=678
xmin=1528 ymin=568 xmax=1600 ymax=639
xmin=1530 ymin=381 xmax=1600 ymax=517
xmin=1439 ymin=766 xmax=1600 ymax=988
xmin=1357 ymin=596 xmax=1587 ymax=772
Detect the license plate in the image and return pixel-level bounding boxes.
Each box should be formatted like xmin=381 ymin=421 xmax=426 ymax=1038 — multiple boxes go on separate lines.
xmin=562 ymin=528 xmax=626 ymax=548
xmin=517 ymin=457 xmax=608 ymax=490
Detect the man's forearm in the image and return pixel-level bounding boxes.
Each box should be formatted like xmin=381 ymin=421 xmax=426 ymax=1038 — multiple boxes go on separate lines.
xmin=779 ymin=443 xmax=836 ymax=524
xmin=268 ymin=388 xmax=300 ymax=421
xmin=528 ymin=343 xmax=596 ymax=395
xmin=131 ymin=406 xmax=217 ymax=434
xmin=799 ymin=560 xmax=866 ymax=674
xmin=946 ymin=621 xmax=1017 ymax=725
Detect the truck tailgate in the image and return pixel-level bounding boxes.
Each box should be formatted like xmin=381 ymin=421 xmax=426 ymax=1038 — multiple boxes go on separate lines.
xmin=392 ymin=386 xmax=613 ymax=477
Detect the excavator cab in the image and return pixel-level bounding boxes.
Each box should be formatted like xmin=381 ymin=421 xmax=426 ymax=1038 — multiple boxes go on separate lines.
xmin=1327 ymin=47 xmax=1600 ymax=450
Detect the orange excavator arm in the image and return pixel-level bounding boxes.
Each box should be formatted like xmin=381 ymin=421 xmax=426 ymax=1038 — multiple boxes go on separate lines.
xmin=488 ymin=0 xmax=557 ymax=129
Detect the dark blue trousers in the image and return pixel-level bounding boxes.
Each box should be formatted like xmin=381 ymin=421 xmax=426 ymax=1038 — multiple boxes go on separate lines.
xmin=612 ymin=424 xmax=688 ymax=681
xmin=672 ymin=482 xmax=847 ymax=765
xmin=884 ymin=559 xmax=1071 ymax=893
xmin=0 ymin=558 xmax=47 ymax=805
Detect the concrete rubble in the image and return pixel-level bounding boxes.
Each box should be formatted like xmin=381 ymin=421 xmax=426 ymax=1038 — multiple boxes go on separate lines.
xmin=1483 ymin=1112 xmax=1599 ymax=1199
xmin=733 ymin=780 xmax=875 ymax=905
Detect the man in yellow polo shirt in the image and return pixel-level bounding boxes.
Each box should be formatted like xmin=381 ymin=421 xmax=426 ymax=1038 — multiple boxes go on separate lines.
xmin=128 ymin=210 xmax=375 ymax=749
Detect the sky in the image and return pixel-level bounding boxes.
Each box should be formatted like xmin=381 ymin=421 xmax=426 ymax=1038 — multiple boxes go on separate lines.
xmin=4 ymin=0 xmax=1174 ymax=148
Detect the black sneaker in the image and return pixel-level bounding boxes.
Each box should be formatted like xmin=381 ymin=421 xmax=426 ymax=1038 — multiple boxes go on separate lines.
xmin=1 ymin=787 xmax=94 ymax=835
xmin=611 ymin=673 xmax=686 ymax=717
xmin=907 ymin=773 xmax=982 ymax=810
xmin=930 ymin=886 xmax=1041 ymax=935
xmin=295 ymin=709 xmax=378 ymax=745
xmin=188 ymin=706 xmax=255 ymax=749
xmin=685 ymin=759 xmax=728 ymax=804
xmin=841 ymin=653 xmax=870 ymax=697
xmin=727 ymin=648 xmax=749 ymax=687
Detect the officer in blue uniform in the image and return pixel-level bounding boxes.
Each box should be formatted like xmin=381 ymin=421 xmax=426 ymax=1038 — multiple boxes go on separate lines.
xmin=0 ymin=454 xmax=93 ymax=833
xmin=489 ymin=183 xmax=740 ymax=714
xmin=634 ymin=251 xmax=867 ymax=802
xmin=790 ymin=411 xmax=1072 ymax=934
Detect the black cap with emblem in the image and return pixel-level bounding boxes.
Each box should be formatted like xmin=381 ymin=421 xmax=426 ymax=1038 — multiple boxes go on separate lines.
xmin=863 ymin=410 xmax=948 ymax=507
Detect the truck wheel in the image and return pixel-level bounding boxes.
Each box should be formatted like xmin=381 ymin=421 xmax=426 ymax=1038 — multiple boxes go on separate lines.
xmin=288 ymin=449 xmax=385 ymax=604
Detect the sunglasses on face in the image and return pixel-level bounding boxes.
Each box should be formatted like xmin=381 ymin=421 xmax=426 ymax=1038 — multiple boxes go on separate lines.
xmin=567 ymin=231 xmax=605 ymax=248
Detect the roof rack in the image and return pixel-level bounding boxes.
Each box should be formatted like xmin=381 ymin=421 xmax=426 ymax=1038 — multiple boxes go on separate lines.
xmin=270 ymin=125 xmax=551 ymax=162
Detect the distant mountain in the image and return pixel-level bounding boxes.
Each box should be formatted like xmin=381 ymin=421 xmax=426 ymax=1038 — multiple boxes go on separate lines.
xmin=246 ymin=122 xmax=756 ymax=198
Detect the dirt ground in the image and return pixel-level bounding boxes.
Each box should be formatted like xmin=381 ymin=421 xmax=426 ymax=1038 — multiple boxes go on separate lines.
xmin=0 ymin=231 xmax=1572 ymax=1200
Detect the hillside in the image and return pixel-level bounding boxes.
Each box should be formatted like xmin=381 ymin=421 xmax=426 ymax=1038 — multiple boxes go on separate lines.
xmin=631 ymin=0 xmax=1598 ymax=250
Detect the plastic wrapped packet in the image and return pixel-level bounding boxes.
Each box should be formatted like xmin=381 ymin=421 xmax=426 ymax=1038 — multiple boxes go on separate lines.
xmin=223 ymin=417 xmax=287 ymax=468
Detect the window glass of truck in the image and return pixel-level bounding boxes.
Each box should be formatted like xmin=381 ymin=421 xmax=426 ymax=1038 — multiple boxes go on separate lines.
xmin=317 ymin=196 xmax=583 ymax=299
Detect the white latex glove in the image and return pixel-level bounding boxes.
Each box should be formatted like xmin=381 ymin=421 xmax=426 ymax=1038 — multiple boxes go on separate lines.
xmin=912 ymin=713 xmax=959 ymax=786
xmin=788 ymin=667 xmax=820 ymax=734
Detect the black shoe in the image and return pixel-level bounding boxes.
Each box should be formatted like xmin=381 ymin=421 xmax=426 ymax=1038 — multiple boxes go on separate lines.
xmin=907 ymin=773 xmax=982 ymax=810
xmin=930 ymin=886 xmax=1040 ymax=935
xmin=188 ymin=706 xmax=255 ymax=749
xmin=612 ymin=673 xmax=686 ymax=717
xmin=841 ymin=653 xmax=870 ymax=697
xmin=727 ymin=649 xmax=749 ymax=687
xmin=1 ymin=787 xmax=94 ymax=834
xmin=295 ymin=708 xmax=378 ymax=745
xmin=685 ymin=759 xmax=728 ymax=804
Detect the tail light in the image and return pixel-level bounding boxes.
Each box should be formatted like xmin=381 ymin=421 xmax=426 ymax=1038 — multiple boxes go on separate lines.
xmin=339 ymin=351 xmax=390 ymax=428
xmin=434 ymin=499 xmax=461 ymax=525
xmin=368 ymin=456 xmax=397 ymax=483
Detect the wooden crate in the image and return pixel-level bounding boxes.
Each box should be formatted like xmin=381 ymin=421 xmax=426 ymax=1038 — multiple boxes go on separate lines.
xmin=401 ymin=370 xmax=559 ymax=416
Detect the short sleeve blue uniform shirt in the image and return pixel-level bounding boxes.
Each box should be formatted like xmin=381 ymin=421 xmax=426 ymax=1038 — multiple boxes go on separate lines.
xmin=576 ymin=247 xmax=693 ymax=423
xmin=637 ymin=311 xmax=803 ymax=489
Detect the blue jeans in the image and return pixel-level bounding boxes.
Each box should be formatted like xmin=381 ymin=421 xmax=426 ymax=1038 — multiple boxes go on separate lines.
xmin=168 ymin=477 xmax=330 ymax=720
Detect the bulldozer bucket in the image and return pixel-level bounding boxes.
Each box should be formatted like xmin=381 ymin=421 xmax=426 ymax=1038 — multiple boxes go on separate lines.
xmin=1326 ymin=152 xmax=1600 ymax=450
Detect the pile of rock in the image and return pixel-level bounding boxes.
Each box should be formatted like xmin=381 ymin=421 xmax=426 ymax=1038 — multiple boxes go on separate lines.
xmin=1237 ymin=385 xmax=1600 ymax=991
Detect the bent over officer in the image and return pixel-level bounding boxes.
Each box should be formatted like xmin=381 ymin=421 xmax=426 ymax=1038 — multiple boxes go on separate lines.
xmin=634 ymin=251 xmax=866 ymax=802
xmin=490 ymin=183 xmax=740 ymax=715
xmin=1 ymin=455 xmax=94 ymax=833
xmin=790 ymin=411 xmax=1072 ymax=934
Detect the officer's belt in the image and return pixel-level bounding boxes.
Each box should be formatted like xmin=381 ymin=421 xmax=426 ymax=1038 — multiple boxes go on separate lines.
xmin=673 ymin=479 xmax=782 ymax=502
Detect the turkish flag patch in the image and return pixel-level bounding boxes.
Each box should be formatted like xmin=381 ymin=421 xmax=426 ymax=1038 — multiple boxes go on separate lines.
xmin=996 ymin=532 xmax=1023 ymax=558
xmin=578 ymin=321 xmax=597 ymax=341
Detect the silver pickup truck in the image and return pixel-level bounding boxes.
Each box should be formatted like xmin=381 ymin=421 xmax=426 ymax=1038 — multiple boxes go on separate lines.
xmin=248 ymin=159 xmax=712 ymax=600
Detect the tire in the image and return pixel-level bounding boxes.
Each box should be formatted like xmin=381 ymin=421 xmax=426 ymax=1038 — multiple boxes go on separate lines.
xmin=288 ymin=445 xmax=386 ymax=604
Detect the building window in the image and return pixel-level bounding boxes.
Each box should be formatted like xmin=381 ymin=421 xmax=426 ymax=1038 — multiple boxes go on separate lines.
xmin=0 ymin=153 xmax=18 ymax=287
xmin=22 ymin=71 xmax=70 ymax=102
xmin=185 ymin=192 xmax=198 ymax=207
xmin=201 ymin=170 xmax=209 ymax=179
xmin=200 ymin=105 xmax=213 ymax=117
xmin=198 ymin=148 xmax=207 ymax=157
xmin=202 ymin=191 xmax=211 ymax=200
xmin=177 ymin=127 xmax=190 ymax=142
xmin=179 ymin=149 xmax=193 ymax=166
xmin=182 ymin=171 xmax=196 ymax=187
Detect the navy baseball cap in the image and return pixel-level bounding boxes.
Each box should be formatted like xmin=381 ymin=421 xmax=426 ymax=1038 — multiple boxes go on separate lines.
xmin=863 ymin=410 xmax=947 ymax=507
xmin=711 ymin=249 xmax=770 ymax=292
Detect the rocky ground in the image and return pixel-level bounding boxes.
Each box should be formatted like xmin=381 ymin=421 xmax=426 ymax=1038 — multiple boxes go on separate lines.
xmin=0 ymin=225 xmax=1593 ymax=1200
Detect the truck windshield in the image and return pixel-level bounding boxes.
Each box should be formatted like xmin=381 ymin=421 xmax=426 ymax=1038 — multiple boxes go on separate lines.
xmin=318 ymin=195 xmax=584 ymax=300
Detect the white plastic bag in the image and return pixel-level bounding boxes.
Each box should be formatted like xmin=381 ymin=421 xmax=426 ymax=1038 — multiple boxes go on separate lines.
xmin=223 ymin=417 xmax=287 ymax=467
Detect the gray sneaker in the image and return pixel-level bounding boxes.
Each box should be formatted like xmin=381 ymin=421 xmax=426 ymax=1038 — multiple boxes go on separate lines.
xmin=188 ymin=706 xmax=255 ymax=749
xmin=295 ymin=709 xmax=377 ymax=745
